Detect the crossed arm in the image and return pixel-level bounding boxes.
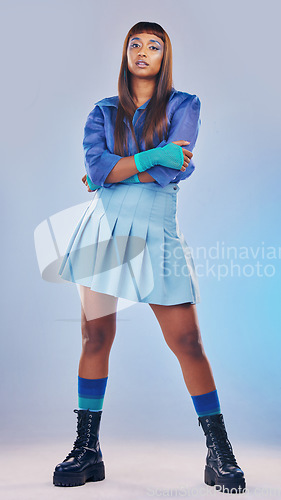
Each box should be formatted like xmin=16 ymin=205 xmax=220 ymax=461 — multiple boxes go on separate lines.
xmin=82 ymin=95 xmax=201 ymax=191
xmin=82 ymin=142 xmax=191 ymax=191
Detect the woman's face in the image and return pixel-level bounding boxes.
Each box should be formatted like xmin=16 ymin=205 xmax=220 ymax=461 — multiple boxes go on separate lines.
xmin=126 ymin=32 xmax=164 ymax=80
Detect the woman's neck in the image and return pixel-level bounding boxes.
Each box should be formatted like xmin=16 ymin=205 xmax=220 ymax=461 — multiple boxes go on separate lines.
xmin=130 ymin=77 xmax=156 ymax=108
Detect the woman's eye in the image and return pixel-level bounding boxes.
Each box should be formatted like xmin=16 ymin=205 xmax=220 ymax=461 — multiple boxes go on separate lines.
xmin=130 ymin=43 xmax=159 ymax=50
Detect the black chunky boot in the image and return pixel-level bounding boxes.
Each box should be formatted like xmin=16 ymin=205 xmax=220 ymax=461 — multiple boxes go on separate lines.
xmin=53 ymin=409 xmax=105 ymax=487
xmin=198 ymin=413 xmax=246 ymax=494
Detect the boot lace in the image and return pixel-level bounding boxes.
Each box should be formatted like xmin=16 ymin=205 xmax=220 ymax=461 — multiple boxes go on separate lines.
xmin=63 ymin=409 xmax=93 ymax=462
xmin=205 ymin=420 xmax=239 ymax=467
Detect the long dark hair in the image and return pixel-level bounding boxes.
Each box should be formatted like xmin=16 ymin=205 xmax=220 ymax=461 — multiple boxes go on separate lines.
xmin=114 ymin=21 xmax=173 ymax=156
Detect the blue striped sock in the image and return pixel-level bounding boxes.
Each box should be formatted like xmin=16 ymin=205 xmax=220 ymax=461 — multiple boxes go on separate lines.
xmin=78 ymin=375 xmax=108 ymax=412
xmin=191 ymin=389 xmax=221 ymax=417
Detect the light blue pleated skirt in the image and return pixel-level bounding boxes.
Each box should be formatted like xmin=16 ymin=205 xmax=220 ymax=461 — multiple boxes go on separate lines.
xmin=58 ymin=182 xmax=200 ymax=305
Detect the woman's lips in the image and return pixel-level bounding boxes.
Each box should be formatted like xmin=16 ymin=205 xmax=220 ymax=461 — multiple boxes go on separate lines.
xmin=136 ymin=61 xmax=149 ymax=67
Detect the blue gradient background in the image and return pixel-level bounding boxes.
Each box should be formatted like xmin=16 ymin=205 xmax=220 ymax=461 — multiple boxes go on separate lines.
xmin=1 ymin=0 xmax=280 ymax=452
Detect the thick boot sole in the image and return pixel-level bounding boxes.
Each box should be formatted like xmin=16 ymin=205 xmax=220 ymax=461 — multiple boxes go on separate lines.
xmin=53 ymin=461 xmax=105 ymax=487
xmin=204 ymin=465 xmax=246 ymax=494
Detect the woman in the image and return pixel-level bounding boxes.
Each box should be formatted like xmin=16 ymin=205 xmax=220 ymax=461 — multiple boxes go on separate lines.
xmin=54 ymin=21 xmax=246 ymax=494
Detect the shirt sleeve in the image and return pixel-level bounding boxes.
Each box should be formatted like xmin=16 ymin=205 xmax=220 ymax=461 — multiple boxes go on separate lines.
xmin=83 ymin=105 xmax=123 ymax=187
xmin=147 ymin=95 xmax=202 ymax=188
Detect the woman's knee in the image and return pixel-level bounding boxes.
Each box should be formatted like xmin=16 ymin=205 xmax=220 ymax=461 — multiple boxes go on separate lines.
xmin=165 ymin=327 xmax=204 ymax=358
xmin=81 ymin=317 xmax=116 ymax=356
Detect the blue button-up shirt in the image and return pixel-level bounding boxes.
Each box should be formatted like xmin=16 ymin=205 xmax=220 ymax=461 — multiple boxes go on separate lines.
xmin=83 ymin=87 xmax=201 ymax=188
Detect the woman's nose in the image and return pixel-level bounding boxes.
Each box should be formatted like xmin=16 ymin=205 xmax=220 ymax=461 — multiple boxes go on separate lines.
xmin=138 ymin=49 xmax=147 ymax=57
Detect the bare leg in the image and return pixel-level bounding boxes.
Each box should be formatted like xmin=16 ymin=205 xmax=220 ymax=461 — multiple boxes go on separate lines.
xmin=78 ymin=285 xmax=118 ymax=379
xmin=149 ymin=302 xmax=216 ymax=396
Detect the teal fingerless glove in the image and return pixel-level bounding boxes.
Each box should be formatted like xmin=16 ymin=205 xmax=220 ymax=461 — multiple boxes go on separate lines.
xmin=86 ymin=175 xmax=101 ymax=190
xmin=134 ymin=143 xmax=184 ymax=173
xmin=120 ymin=173 xmax=140 ymax=184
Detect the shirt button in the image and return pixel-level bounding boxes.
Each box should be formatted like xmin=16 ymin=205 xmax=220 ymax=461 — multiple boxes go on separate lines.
xmin=173 ymin=186 xmax=177 ymax=190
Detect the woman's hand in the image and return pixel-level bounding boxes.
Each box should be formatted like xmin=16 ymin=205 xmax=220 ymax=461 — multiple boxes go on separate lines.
xmin=172 ymin=141 xmax=193 ymax=172
xmin=82 ymin=174 xmax=103 ymax=191
xmin=134 ymin=141 xmax=193 ymax=172
xmin=81 ymin=174 xmax=94 ymax=191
